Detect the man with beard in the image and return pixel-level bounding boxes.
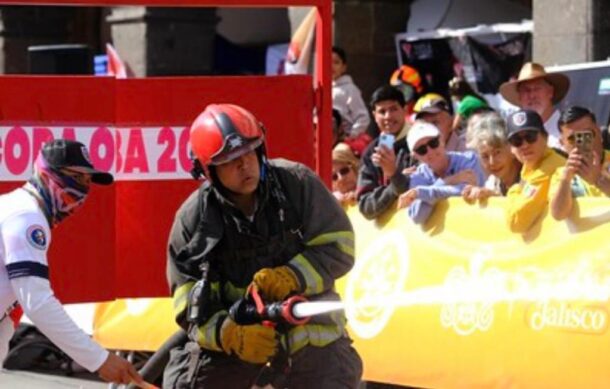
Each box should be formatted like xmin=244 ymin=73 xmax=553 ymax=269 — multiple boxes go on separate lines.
xmin=499 ymin=62 xmax=570 ymax=151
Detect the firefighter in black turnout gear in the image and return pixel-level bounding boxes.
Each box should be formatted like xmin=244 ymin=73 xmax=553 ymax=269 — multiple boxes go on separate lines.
xmin=163 ymin=104 xmax=362 ymax=388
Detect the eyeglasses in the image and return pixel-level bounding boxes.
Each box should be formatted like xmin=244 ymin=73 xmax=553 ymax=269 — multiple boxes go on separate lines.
xmin=508 ymin=130 xmax=539 ymax=148
xmin=332 ymin=166 xmax=352 ymax=181
xmin=413 ymin=137 xmax=440 ymax=156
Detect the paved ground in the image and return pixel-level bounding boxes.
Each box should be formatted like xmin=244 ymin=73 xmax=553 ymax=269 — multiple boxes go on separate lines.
xmin=0 ymin=369 xmax=107 ymax=388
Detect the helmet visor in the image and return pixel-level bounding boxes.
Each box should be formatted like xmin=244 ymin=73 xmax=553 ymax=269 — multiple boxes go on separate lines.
xmin=210 ymin=136 xmax=264 ymax=165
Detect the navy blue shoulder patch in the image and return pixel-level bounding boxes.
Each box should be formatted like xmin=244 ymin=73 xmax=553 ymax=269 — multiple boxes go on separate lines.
xmin=26 ymin=225 xmax=47 ymax=250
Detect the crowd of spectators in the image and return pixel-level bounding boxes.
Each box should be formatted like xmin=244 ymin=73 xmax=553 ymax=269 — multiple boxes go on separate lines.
xmin=330 ymin=50 xmax=610 ymax=231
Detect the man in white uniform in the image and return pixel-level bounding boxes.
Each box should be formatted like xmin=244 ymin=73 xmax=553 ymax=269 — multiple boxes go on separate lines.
xmin=0 ymin=139 xmax=143 ymax=386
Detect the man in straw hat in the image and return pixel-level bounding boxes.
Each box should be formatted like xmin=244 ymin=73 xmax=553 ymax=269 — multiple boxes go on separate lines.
xmin=499 ymin=62 xmax=570 ymax=151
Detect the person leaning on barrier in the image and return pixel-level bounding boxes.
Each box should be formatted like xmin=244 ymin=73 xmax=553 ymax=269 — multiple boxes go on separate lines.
xmin=0 ymin=139 xmax=144 ymax=386
xmin=396 ymin=121 xmax=485 ymax=225
xmin=164 ymin=104 xmax=362 ymax=388
xmin=504 ymin=110 xmax=566 ymax=232
xmin=462 ymin=111 xmax=522 ymax=202
xmin=549 ymin=106 xmax=610 ymax=220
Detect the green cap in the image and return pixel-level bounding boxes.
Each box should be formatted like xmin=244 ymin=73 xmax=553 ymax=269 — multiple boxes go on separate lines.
xmin=457 ymin=95 xmax=487 ymax=119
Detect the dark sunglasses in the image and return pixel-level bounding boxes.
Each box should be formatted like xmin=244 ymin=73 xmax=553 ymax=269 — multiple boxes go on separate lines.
xmin=508 ymin=130 xmax=539 ymax=148
xmin=414 ymin=137 xmax=440 ymax=156
xmin=332 ymin=166 xmax=352 ymax=181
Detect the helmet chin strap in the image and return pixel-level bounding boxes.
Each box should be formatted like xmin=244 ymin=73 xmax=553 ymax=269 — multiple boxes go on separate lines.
xmin=189 ymin=153 xmax=205 ymax=180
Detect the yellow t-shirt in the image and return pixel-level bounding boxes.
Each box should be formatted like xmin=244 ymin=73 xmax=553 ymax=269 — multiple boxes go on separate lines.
xmin=550 ymin=150 xmax=610 ymax=197
xmin=506 ymin=149 xmax=566 ymax=233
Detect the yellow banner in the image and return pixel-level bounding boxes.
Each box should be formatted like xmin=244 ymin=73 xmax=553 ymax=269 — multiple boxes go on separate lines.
xmin=94 ymin=198 xmax=610 ymax=388
xmin=93 ymin=298 xmax=179 ymax=351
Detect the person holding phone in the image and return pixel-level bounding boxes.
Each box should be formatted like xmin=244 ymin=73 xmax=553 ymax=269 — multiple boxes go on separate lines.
xmin=550 ymin=106 xmax=610 ymax=220
xmin=357 ymin=85 xmax=413 ymax=220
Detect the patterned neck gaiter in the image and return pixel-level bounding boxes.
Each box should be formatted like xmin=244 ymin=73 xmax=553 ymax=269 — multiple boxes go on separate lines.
xmin=27 ymin=153 xmax=89 ymax=226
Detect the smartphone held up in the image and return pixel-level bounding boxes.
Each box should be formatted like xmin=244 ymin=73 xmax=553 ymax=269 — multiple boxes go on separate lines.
xmin=378 ymin=133 xmax=395 ymax=150
xmin=574 ymin=130 xmax=593 ymax=161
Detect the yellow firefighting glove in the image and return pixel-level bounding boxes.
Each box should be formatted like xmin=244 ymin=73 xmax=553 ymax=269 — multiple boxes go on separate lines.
xmin=251 ymin=266 xmax=300 ymax=301
xmin=219 ymin=317 xmax=277 ymax=364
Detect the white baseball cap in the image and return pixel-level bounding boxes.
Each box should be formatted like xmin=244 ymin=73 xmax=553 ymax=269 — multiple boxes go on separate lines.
xmin=407 ymin=121 xmax=441 ymax=152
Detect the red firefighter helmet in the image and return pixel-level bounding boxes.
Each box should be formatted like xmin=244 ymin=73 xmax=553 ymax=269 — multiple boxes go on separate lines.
xmin=190 ymin=104 xmax=265 ymax=167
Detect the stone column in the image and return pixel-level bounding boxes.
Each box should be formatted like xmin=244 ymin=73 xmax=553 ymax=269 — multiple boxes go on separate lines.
xmin=533 ymin=0 xmax=610 ymax=65
xmin=107 ymin=7 xmax=218 ymax=77
xmin=0 ymin=6 xmax=76 ymax=73
xmin=333 ymin=0 xmax=412 ymax=101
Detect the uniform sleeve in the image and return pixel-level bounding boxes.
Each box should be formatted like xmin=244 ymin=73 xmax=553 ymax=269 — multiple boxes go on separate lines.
xmin=167 ymin=199 xmax=198 ymax=332
xmin=166 ymin=191 xmax=207 ymax=332
xmin=285 ymin=165 xmax=355 ymax=296
xmin=357 ymin=149 xmax=409 ymax=220
xmin=166 ymin=190 xmax=227 ymax=352
xmin=2 ymin=212 xmax=51 ymax=278
xmin=11 ymin=277 xmax=108 ymax=372
xmin=2 ymin=212 xmax=107 ymax=372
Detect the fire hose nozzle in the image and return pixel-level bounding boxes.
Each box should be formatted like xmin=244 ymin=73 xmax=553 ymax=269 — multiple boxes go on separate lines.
xmin=229 ymin=290 xmax=311 ymax=326
xmin=266 ymin=295 xmax=310 ymax=326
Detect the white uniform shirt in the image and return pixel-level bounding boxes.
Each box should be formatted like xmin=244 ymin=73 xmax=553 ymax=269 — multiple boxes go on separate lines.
xmin=0 ymin=187 xmax=107 ymax=371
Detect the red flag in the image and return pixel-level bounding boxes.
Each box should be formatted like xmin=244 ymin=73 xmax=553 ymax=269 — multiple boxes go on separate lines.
xmin=106 ymin=43 xmax=127 ymax=79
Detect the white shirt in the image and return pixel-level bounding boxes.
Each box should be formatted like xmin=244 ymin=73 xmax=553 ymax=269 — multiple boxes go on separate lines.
xmin=0 ymin=187 xmax=107 ymax=372
xmin=332 ymin=74 xmax=371 ymax=137
xmin=544 ymin=109 xmax=563 ymax=151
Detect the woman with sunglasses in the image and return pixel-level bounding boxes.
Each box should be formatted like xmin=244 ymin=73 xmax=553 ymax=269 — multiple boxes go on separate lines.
xmin=397 ymin=121 xmax=485 ymax=224
xmin=462 ymin=111 xmax=522 ymax=202
xmin=504 ymin=109 xmax=566 ymax=233
xmin=332 ymin=143 xmax=360 ymax=207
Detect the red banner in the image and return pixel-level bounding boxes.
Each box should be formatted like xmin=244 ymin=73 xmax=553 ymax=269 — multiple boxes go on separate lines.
xmin=0 ymin=75 xmax=315 ymax=302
